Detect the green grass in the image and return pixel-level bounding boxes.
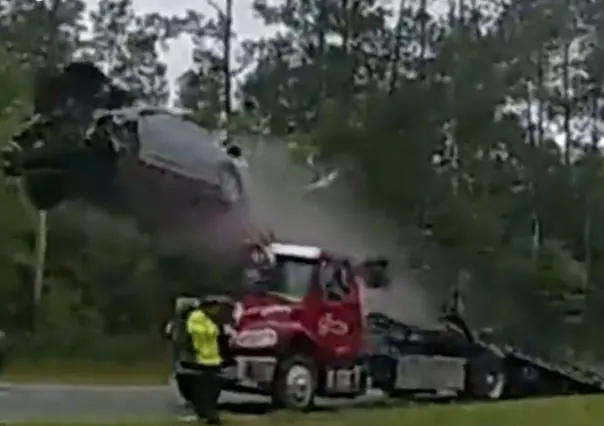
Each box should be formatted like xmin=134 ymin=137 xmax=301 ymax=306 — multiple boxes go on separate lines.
xmin=3 ymin=360 xmax=170 ymax=384
xmin=9 ymin=395 xmax=604 ymax=425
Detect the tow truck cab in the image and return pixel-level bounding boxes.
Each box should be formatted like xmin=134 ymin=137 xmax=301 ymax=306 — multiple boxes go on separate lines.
xmin=224 ymin=242 xmax=386 ymax=409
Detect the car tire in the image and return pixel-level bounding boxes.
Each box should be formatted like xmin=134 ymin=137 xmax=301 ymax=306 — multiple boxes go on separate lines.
xmin=273 ymin=355 xmax=317 ymax=411
xmin=465 ymin=346 xmax=506 ymax=399
xmin=217 ymin=165 xmax=243 ymax=204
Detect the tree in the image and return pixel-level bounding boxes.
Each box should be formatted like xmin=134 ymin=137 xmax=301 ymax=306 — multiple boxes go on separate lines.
xmin=233 ymin=0 xmax=604 ymax=358
xmin=0 ymin=0 xmax=86 ymax=69
xmin=85 ymin=0 xmax=174 ymax=105
xmin=0 ymin=46 xmax=34 ymax=329
xmin=176 ymin=0 xmax=255 ymax=130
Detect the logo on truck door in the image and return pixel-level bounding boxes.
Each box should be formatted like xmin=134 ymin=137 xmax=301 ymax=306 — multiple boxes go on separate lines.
xmin=318 ymin=313 xmax=349 ymax=336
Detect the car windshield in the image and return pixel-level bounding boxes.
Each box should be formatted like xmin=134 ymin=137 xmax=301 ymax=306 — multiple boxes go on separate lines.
xmin=244 ymin=255 xmax=315 ymax=299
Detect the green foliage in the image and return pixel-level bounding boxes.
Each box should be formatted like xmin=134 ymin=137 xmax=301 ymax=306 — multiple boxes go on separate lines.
xmin=85 ymin=0 xmax=179 ymax=105
xmin=226 ymin=0 xmax=604 ymax=358
xmin=2 ymin=0 xmax=604 ymax=364
xmin=0 ymin=0 xmax=215 ymax=363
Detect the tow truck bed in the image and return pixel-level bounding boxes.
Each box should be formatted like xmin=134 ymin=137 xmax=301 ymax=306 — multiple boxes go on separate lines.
xmin=366 ymin=312 xmax=604 ymax=399
xmin=501 ymin=346 xmax=604 ymax=397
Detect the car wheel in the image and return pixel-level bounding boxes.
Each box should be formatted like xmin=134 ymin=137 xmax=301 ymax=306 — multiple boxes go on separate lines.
xmin=217 ymin=165 xmax=242 ymax=204
xmin=466 ymin=346 xmax=506 ymax=399
xmin=273 ymin=355 xmax=317 ymax=411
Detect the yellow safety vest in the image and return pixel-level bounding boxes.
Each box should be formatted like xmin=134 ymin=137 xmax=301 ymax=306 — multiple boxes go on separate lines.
xmin=186 ymin=308 xmax=223 ymax=366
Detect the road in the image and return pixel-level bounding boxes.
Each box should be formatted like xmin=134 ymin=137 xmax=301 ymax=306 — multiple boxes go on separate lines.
xmin=0 ymin=381 xmax=386 ymax=422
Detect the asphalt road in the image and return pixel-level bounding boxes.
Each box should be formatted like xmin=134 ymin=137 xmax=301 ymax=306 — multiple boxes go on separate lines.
xmin=0 ymin=381 xmax=386 ymax=422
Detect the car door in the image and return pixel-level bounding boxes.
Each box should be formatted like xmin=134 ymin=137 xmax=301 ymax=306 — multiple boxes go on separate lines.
xmin=314 ymin=261 xmax=364 ymax=358
xmin=137 ymin=112 xmax=218 ymax=182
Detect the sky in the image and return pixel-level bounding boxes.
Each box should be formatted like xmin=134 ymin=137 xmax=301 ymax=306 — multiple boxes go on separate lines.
xmin=84 ymin=0 xmax=265 ymax=87
xmin=79 ymin=1 xmax=589 ymax=145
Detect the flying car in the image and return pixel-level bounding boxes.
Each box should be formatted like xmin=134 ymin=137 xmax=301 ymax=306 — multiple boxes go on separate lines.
xmin=1 ymin=62 xmax=251 ymax=256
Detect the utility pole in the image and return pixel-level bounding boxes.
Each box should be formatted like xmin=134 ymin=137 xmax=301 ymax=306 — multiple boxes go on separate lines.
xmin=32 ymin=0 xmax=61 ymax=310
xmin=223 ymin=0 xmax=233 ymax=120
xmin=33 ymin=211 xmax=47 ymax=305
xmin=206 ymin=0 xmax=233 ymax=131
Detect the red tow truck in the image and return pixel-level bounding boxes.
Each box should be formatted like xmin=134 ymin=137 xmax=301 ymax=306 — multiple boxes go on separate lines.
xmin=172 ymin=240 xmax=604 ymax=411
xmin=222 ymin=241 xmax=383 ymax=409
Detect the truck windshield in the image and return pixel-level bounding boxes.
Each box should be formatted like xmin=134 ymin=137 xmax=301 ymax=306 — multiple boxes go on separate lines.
xmin=244 ymin=255 xmax=315 ymax=299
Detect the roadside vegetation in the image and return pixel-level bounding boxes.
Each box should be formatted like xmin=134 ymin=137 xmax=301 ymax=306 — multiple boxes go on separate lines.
xmin=3 ymin=359 xmax=169 ymax=384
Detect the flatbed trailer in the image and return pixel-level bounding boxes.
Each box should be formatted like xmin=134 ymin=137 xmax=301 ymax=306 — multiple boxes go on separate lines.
xmin=172 ymin=308 xmax=604 ymax=410
xmin=366 ymin=312 xmax=604 ymax=401
xmin=500 ymin=346 xmax=604 ymax=397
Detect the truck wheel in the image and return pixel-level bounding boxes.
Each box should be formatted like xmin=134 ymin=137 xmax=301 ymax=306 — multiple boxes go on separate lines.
xmin=466 ymin=347 xmax=506 ymax=400
xmin=273 ymin=355 xmax=317 ymax=411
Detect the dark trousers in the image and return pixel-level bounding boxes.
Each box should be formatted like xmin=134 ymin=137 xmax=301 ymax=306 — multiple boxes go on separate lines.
xmin=187 ymin=366 xmax=222 ymax=422
xmin=175 ymin=373 xmax=196 ymax=403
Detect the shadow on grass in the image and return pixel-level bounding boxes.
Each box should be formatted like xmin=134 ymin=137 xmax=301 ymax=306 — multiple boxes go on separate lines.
xmin=219 ymin=401 xmax=338 ymax=415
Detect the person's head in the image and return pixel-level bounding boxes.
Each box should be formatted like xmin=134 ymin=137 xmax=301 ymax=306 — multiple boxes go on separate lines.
xmin=175 ymin=297 xmax=200 ymax=319
xmin=200 ymin=295 xmax=235 ymax=324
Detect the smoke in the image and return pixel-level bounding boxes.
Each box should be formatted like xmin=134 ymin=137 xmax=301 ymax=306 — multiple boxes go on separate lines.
xmin=245 ymin=140 xmax=438 ymax=325
xmin=115 ymin=135 xmax=439 ymax=325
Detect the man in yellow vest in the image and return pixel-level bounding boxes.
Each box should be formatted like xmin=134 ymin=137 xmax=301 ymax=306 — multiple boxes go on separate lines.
xmin=183 ymin=295 xmax=234 ymax=425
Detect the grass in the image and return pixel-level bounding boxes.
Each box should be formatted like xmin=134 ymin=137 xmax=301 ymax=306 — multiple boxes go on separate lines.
xmin=278 ymin=396 xmax=604 ymax=426
xmin=8 ymin=395 xmax=604 ymax=426
xmin=3 ymin=359 xmax=170 ymax=384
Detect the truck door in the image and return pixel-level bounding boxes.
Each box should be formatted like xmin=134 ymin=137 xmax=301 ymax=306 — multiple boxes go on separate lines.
xmin=314 ymin=261 xmax=363 ymax=358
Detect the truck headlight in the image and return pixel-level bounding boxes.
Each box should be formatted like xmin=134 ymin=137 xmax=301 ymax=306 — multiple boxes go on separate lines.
xmin=235 ymin=329 xmax=278 ymax=348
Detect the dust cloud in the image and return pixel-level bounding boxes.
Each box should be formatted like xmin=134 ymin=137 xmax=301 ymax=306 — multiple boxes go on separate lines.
xmin=245 ymin=141 xmax=438 ymax=326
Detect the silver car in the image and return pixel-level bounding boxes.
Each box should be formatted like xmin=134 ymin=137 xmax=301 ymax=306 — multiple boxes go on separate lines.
xmin=1 ymin=62 xmax=252 ymax=258
xmin=95 ymin=105 xmax=250 ymax=205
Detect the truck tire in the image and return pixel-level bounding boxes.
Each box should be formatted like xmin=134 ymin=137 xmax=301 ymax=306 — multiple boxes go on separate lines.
xmin=273 ymin=355 xmax=318 ymax=411
xmin=465 ymin=347 xmax=506 ymax=400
